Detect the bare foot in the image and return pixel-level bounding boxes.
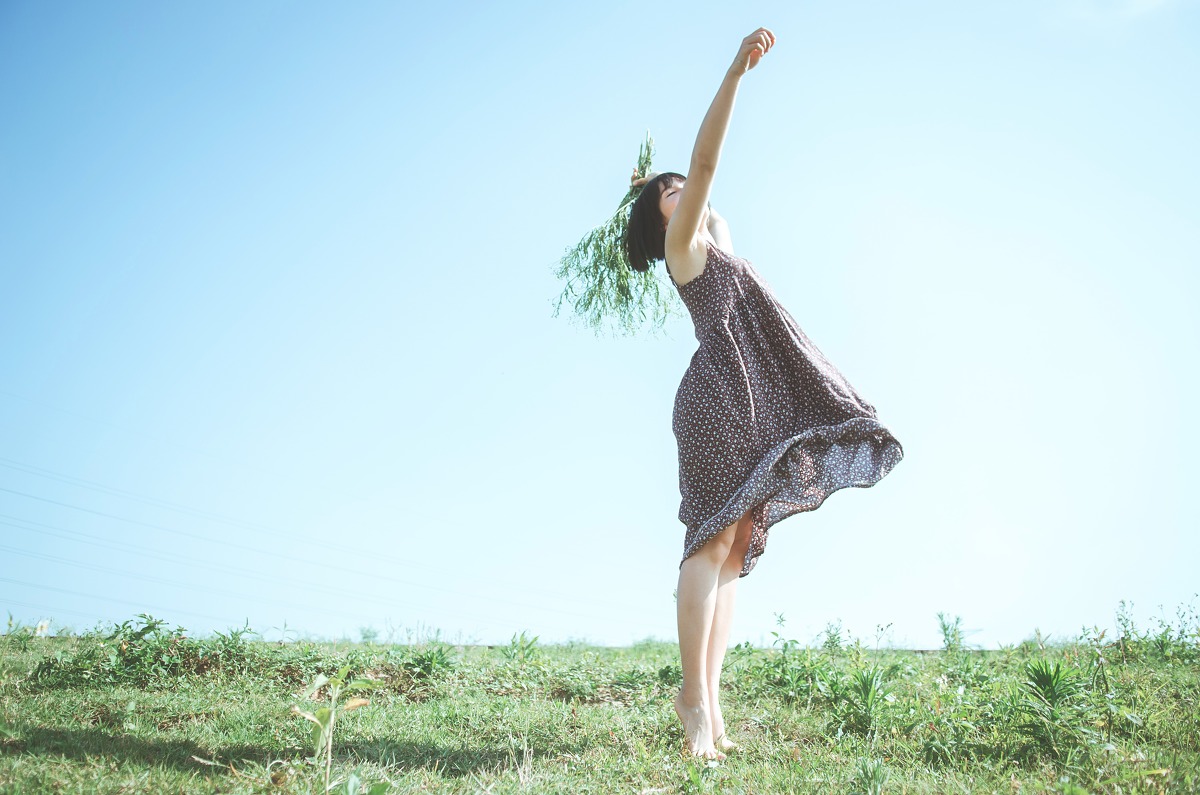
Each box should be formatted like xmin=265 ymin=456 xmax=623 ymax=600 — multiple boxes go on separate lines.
xmin=674 ymin=691 xmax=724 ymax=761
xmin=710 ymin=701 xmax=737 ymax=751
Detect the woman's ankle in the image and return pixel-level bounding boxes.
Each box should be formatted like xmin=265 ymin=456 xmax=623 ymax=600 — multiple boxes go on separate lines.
xmin=676 ymin=686 xmax=708 ymax=707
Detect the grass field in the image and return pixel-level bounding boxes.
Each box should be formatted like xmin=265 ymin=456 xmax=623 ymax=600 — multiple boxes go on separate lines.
xmin=1 ymin=603 xmax=1197 ymax=794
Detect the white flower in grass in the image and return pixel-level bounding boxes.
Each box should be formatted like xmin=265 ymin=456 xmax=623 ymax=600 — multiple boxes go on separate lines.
xmin=34 ymin=620 xmax=50 ymax=637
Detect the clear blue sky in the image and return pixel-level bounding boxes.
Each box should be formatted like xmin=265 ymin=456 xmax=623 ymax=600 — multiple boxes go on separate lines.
xmin=2 ymin=1 xmax=1197 ymax=649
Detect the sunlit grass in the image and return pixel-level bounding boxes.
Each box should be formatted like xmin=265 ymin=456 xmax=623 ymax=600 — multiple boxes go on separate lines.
xmin=1 ymin=600 xmax=1197 ymax=794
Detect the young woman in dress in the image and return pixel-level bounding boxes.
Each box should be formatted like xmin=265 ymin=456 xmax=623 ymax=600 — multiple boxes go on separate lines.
xmin=624 ymin=27 xmax=904 ymax=760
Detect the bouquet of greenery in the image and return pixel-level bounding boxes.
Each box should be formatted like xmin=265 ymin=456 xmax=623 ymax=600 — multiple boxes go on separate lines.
xmin=552 ymin=134 xmax=681 ymax=335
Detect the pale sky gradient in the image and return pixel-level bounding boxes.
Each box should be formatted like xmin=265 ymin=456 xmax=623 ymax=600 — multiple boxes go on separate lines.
xmin=2 ymin=1 xmax=1197 ymax=649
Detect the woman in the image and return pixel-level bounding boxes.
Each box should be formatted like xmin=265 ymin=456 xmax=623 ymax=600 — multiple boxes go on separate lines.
xmin=624 ymin=28 xmax=904 ymax=760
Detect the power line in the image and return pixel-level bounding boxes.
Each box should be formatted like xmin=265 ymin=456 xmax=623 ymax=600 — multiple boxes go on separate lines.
xmin=3 ymin=599 xmax=115 ymax=624
xmin=0 ymin=486 xmax=615 ymax=622
xmin=0 ymin=457 xmax=647 ymax=613
xmin=0 ymin=576 xmax=239 ymax=625
xmin=0 ymin=512 xmax=428 ymax=612
xmin=0 ymin=537 xmax=539 ymax=629
xmin=0 ymin=543 xmax=362 ymax=623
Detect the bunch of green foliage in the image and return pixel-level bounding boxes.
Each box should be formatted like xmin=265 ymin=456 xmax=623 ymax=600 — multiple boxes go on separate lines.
xmin=28 ymin=613 xmax=326 ymax=688
xmin=553 ymin=134 xmax=681 ymax=335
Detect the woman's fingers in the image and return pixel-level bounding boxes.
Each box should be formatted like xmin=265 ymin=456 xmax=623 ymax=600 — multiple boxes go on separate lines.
xmin=734 ymin=27 xmax=775 ymax=73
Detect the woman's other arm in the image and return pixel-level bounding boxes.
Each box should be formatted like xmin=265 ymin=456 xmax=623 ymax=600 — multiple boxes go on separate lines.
xmin=706 ymin=206 xmax=733 ymax=253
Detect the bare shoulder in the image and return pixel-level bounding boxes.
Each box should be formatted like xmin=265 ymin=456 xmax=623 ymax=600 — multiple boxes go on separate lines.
xmin=665 ymin=239 xmax=709 ymax=287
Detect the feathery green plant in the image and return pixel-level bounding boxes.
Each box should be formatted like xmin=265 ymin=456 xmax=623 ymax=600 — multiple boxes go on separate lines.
xmin=552 ymin=133 xmax=681 ymax=335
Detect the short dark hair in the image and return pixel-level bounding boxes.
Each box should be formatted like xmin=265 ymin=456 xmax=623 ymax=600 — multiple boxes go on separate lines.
xmin=625 ymin=172 xmax=686 ymax=273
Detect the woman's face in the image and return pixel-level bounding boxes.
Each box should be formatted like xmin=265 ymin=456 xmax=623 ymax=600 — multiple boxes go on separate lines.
xmin=658 ymin=179 xmax=684 ymax=229
xmin=658 ymin=178 xmax=709 ymax=231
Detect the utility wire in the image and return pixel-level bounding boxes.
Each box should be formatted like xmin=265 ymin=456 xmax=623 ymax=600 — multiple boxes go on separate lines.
xmin=0 ymin=576 xmax=239 ymax=625
xmin=3 ymin=599 xmax=115 ymax=624
xmin=0 ymin=486 xmax=609 ymax=622
xmin=0 ymin=538 xmax=543 ymax=630
xmin=0 ymin=455 xmax=643 ymax=612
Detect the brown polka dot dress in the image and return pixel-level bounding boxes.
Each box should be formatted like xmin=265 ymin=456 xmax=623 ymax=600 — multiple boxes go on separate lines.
xmin=666 ymin=240 xmax=904 ymax=577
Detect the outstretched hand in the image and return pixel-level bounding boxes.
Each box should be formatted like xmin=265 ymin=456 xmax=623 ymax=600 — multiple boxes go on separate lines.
xmin=630 ymin=168 xmax=660 ymax=189
xmin=729 ymin=27 xmax=776 ymax=76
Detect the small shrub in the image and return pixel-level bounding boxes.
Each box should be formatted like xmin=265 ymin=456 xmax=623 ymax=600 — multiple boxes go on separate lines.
xmin=403 ymin=645 xmax=455 ymax=680
xmin=292 ymin=665 xmax=381 ymax=792
xmin=549 ymin=663 xmax=598 ymax=702
xmin=851 ymin=757 xmax=889 ymax=795
xmin=937 ymin=613 xmax=964 ymax=653
xmin=742 ymin=630 xmax=832 ymax=706
xmin=823 ymin=621 xmax=844 ymax=655
xmin=824 ymin=664 xmax=897 ymax=737
xmin=657 ymin=663 xmax=682 ymax=690
xmin=1012 ymin=658 xmax=1096 ymax=762
xmin=502 ymin=631 xmax=540 ymax=664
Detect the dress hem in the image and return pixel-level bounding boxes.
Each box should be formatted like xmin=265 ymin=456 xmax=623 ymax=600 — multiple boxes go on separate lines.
xmin=678 ymin=416 xmax=904 ymax=577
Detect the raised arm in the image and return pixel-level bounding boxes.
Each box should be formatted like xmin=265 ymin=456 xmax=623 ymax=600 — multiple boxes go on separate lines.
xmin=664 ymin=28 xmax=774 ymax=278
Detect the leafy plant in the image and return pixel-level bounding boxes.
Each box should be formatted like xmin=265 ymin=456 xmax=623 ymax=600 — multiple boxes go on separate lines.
xmin=331 ymin=771 xmax=389 ymax=795
xmin=743 ymin=625 xmax=831 ymax=706
xmin=502 ymin=631 xmax=540 ymax=665
xmin=31 ymin=614 xmax=192 ymax=686
xmin=404 ymin=644 xmax=455 ymax=680
xmin=937 ymin=613 xmax=964 ymax=653
xmin=822 ymin=620 xmax=845 ymax=655
xmin=552 ymin=133 xmax=681 ymax=335
xmin=291 ymin=665 xmax=381 ymax=792
xmin=826 ymin=664 xmax=896 ymax=737
xmin=28 ymin=615 xmax=326 ymax=689
xmin=3 ymin=614 xmax=37 ymax=652
xmin=851 ymin=757 xmax=890 ymax=795
xmin=1013 ymin=658 xmax=1096 ymax=762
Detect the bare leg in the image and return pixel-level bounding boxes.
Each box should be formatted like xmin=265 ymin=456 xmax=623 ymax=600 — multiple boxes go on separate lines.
xmin=675 ymin=520 xmax=740 ymax=760
xmin=706 ymin=511 xmax=753 ymax=750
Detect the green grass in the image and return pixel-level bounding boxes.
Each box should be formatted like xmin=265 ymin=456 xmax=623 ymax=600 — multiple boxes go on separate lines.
xmin=1 ymin=604 xmax=1197 ymax=794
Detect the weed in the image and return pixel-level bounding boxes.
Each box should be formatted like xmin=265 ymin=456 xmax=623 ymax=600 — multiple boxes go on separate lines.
xmin=851 ymin=757 xmax=890 ymax=795
xmin=3 ymin=614 xmax=37 ymax=653
xmin=1012 ymin=658 xmax=1096 ymax=763
xmin=404 ymin=644 xmax=455 ymax=680
xmin=503 ymin=631 xmax=540 ymax=664
xmin=937 ymin=612 xmax=964 ymax=653
xmin=331 ymin=771 xmax=390 ymax=795
xmin=291 ymin=665 xmax=381 ymax=792
xmin=657 ymin=662 xmax=683 ymax=690
xmin=824 ymin=663 xmax=896 ymax=737
xmin=823 ymin=620 xmax=845 ymax=655
xmin=744 ymin=627 xmax=831 ymax=707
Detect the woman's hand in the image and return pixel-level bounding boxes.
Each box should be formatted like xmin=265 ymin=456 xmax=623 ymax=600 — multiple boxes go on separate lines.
xmin=630 ymin=169 xmax=660 ymax=189
xmin=728 ymin=27 xmax=776 ymax=77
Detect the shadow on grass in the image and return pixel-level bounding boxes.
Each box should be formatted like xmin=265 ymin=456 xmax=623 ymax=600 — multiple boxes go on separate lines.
xmin=0 ymin=723 xmax=274 ymax=772
xmin=342 ymin=737 xmax=586 ymax=778
xmin=2 ymin=724 xmax=586 ymax=780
